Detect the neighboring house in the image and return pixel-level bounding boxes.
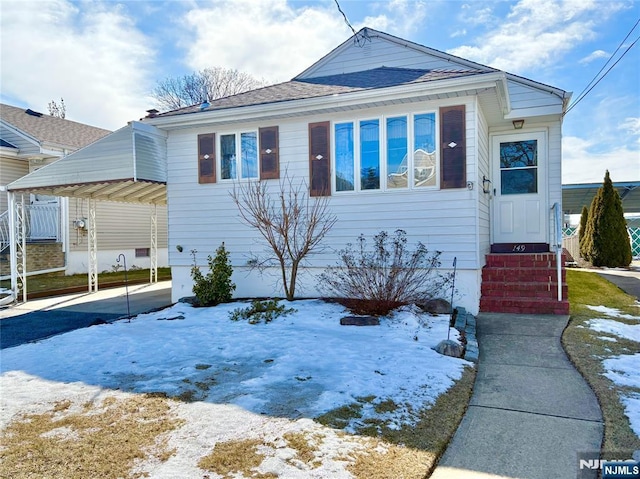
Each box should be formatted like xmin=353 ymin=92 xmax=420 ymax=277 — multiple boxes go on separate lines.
xmin=5 ymin=28 xmax=571 ymax=315
xmin=141 ymin=28 xmax=571 ymax=315
xmin=0 ymin=103 xmax=168 ymax=279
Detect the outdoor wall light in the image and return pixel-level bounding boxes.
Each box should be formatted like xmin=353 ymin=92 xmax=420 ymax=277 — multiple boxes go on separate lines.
xmin=482 ymin=175 xmax=492 ymax=194
xmin=512 ymin=119 xmax=525 ymax=129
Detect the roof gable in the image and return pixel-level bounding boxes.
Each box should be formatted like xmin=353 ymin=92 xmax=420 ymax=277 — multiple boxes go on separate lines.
xmin=295 ymin=28 xmax=496 ymax=80
xmin=0 ymin=103 xmax=110 ymax=150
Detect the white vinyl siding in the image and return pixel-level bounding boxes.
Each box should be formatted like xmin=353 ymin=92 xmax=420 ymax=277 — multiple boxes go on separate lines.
xmin=0 ymin=157 xmax=29 ymax=213
xmin=167 ymin=98 xmax=479 ymax=279
xmin=507 ymin=80 xmax=565 ymax=117
xmin=298 ymin=36 xmax=474 ymax=79
xmin=68 ymin=199 xmax=168 ymax=252
xmin=0 ymin=125 xmax=39 ymax=156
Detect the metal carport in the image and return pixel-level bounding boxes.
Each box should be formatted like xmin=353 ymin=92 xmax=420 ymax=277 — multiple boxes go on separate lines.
xmin=6 ymin=121 xmax=167 ymax=302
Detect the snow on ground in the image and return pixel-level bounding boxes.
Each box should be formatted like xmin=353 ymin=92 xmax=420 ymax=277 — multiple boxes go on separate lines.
xmin=587 ymin=319 xmax=640 ymax=343
xmin=586 ymin=305 xmax=640 ymax=320
xmin=586 ymin=306 xmax=640 ymax=438
xmin=0 ymin=299 xmax=468 ymax=476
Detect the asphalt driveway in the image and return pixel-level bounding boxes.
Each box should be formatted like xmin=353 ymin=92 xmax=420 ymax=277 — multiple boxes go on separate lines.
xmin=0 ymin=281 xmax=172 ymax=349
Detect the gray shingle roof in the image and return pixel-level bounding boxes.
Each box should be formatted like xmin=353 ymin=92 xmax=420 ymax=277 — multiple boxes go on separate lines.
xmin=0 ymin=103 xmax=110 ymax=149
xmin=157 ymin=67 xmax=486 ymax=118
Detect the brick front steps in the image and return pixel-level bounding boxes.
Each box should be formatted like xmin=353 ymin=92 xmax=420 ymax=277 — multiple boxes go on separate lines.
xmin=480 ymin=253 xmax=569 ymax=315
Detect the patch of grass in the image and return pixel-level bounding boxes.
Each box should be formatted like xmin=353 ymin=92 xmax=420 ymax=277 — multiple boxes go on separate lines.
xmin=283 ymin=431 xmax=321 ymax=468
xmin=563 ymin=270 xmax=640 ymax=457
xmin=316 ymin=365 xmax=476 ymax=477
xmin=198 ymin=438 xmax=277 ymax=479
xmin=0 ymin=394 xmax=183 ymax=479
xmin=316 ymin=402 xmax=363 ymax=429
xmin=347 ymin=437 xmax=434 ymax=479
xmin=0 ymin=268 xmax=171 ymax=295
xmin=374 ymin=398 xmax=399 ymax=414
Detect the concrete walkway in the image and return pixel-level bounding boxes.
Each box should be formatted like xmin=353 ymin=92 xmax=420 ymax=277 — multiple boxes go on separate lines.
xmin=431 ymin=313 xmax=603 ymax=479
xmin=0 ymin=281 xmax=172 ymax=349
xmin=593 ymin=266 xmax=640 ymax=300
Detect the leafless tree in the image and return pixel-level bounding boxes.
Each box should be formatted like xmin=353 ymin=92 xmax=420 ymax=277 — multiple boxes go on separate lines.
xmin=230 ymin=173 xmax=337 ymax=301
xmin=48 ymin=98 xmax=66 ymax=119
xmin=152 ymin=67 xmax=267 ymax=111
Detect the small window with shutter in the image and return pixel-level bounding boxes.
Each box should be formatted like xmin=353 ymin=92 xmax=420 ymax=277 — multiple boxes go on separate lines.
xmin=440 ymin=105 xmax=466 ymax=189
xmin=259 ymin=126 xmax=279 ymax=180
xmin=309 ymin=122 xmax=331 ymax=197
xmin=198 ymin=133 xmax=216 ymax=184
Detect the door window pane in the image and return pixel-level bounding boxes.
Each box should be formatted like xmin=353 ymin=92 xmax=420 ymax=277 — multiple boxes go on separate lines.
xmin=221 ymin=134 xmax=236 ymax=180
xmin=360 ymin=119 xmax=380 ymax=190
xmin=335 ymin=122 xmax=354 ymax=191
xmin=386 ymin=116 xmax=408 ymax=189
xmin=500 ymin=140 xmax=538 ymax=195
xmin=240 ymin=132 xmax=257 ymax=178
xmin=414 ymin=113 xmax=436 ymax=187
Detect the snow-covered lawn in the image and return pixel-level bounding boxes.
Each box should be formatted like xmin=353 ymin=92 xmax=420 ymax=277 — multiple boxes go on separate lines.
xmin=0 ymin=299 xmax=468 ymax=477
xmin=585 ymin=306 xmax=640 ymax=438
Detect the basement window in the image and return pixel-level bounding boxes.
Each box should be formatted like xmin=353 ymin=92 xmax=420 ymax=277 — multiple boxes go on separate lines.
xmin=135 ymin=248 xmax=150 ymax=258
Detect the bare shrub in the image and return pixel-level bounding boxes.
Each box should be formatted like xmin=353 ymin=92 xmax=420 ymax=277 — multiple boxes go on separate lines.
xmin=230 ymin=173 xmax=337 ymax=301
xmin=320 ymin=230 xmax=450 ymax=315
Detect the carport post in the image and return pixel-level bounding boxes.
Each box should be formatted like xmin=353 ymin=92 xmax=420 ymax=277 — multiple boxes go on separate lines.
xmin=150 ymin=203 xmax=157 ymax=283
xmin=88 ymin=198 xmax=98 ymax=292
xmin=9 ymin=192 xmax=27 ymax=302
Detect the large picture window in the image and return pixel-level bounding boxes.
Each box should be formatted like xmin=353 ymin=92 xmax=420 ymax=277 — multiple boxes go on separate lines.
xmin=332 ymin=110 xmax=446 ymax=193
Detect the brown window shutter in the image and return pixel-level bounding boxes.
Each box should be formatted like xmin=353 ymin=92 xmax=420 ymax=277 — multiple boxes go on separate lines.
xmin=440 ymin=105 xmax=466 ymax=189
xmin=259 ymin=126 xmax=279 ymax=180
xmin=198 ymin=133 xmax=216 ymax=184
xmin=309 ymin=121 xmax=331 ymax=196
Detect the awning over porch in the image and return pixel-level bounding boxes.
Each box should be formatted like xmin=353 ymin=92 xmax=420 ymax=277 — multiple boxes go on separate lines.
xmin=8 ymin=121 xmax=167 ymax=204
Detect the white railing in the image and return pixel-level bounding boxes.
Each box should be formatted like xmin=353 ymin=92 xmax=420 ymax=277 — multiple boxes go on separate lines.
xmin=552 ymin=202 xmax=563 ymax=302
xmin=25 ymin=204 xmax=61 ymax=241
xmin=0 ymin=210 xmax=9 ymax=252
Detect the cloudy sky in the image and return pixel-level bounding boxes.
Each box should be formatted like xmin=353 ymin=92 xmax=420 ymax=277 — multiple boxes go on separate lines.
xmin=1 ymin=0 xmax=638 ymax=184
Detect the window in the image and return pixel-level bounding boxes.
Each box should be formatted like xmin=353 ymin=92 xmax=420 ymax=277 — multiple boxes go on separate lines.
xmin=500 ymin=140 xmax=538 ymax=195
xmin=220 ymin=131 xmax=258 ymax=180
xmin=360 ymin=119 xmax=380 ymax=190
xmin=335 ymin=122 xmax=355 ymax=191
xmin=135 ymin=248 xmax=150 ymax=258
xmin=199 ymin=127 xmax=278 ymax=183
xmin=332 ymin=110 xmax=449 ymax=193
xmin=386 ymin=116 xmax=407 ymax=189
xmin=413 ymin=113 xmax=437 ymax=188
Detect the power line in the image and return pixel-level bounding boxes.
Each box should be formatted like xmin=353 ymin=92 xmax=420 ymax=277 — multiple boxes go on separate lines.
xmin=333 ymin=0 xmax=370 ymax=47
xmin=334 ymin=0 xmax=356 ymax=36
xmin=565 ymin=18 xmax=640 ymax=115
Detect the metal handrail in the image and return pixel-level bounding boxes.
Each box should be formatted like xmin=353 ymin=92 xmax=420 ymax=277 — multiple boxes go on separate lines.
xmin=0 ymin=210 xmax=9 ymax=253
xmin=552 ymin=202 xmax=563 ymax=302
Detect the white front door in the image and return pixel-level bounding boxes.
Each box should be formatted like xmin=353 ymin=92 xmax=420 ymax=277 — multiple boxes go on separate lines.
xmin=491 ymin=131 xmax=547 ymax=246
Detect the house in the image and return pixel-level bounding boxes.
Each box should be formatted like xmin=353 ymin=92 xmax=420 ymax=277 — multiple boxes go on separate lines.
xmin=1 ymin=103 xmax=169 ymax=284
xmin=6 ymin=28 xmax=571 ymax=315
xmin=142 ymin=28 xmax=570 ymax=315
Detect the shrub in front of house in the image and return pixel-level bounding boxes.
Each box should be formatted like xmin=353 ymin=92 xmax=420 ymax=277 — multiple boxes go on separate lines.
xmin=190 ymin=243 xmax=236 ymax=306
xmin=229 ymin=299 xmax=296 ymax=324
xmin=320 ymin=229 xmax=451 ymax=316
xmin=582 ymin=171 xmax=632 ymax=267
